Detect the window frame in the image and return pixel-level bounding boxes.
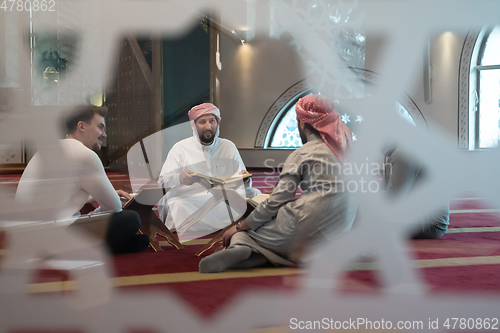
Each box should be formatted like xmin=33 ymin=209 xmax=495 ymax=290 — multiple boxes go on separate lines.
xmin=472 ymin=27 xmax=500 ymax=149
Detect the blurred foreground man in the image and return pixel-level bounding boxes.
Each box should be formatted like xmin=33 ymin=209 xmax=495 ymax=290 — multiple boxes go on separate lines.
xmin=157 ymin=103 xmax=260 ymax=241
xmin=384 ymin=147 xmax=449 ymax=239
xmin=16 ymin=106 xmax=149 ymax=254
xmin=199 ymin=94 xmax=357 ymax=273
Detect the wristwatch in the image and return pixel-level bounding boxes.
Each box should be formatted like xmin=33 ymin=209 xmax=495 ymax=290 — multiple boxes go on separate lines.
xmin=235 ymin=221 xmax=242 ymax=232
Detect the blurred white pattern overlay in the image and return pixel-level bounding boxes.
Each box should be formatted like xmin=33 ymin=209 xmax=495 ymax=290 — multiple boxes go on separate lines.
xmin=1 ymin=0 xmax=500 ymax=332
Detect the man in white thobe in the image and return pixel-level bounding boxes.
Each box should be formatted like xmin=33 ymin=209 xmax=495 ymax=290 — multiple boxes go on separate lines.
xmin=157 ymin=103 xmax=260 ymax=242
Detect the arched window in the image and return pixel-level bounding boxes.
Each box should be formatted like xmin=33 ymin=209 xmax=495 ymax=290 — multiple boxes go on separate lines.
xmin=266 ymin=93 xmax=357 ymax=149
xmin=266 ymin=90 xmax=312 ymax=149
xmin=269 ymin=103 xmax=303 ymax=148
xmin=469 ymin=26 xmax=500 ymax=149
xmin=265 ymin=96 xmax=417 ymax=149
xmin=256 ymin=71 xmax=426 ymax=149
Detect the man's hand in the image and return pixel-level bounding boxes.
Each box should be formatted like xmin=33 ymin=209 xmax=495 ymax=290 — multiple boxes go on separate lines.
xmin=222 ymin=225 xmax=238 ymax=248
xmin=240 ymin=170 xmax=251 ymax=185
xmin=116 ymin=190 xmax=132 ymax=201
xmin=179 ymin=170 xmax=196 ymax=186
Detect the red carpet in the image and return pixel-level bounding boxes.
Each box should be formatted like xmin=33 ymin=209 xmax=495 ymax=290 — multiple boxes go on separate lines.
xmin=3 ymin=169 xmax=500 ymax=318
xmin=112 ymin=244 xmax=205 ymax=276
xmin=449 ymin=213 xmax=500 ymax=228
xmin=120 ymin=276 xmax=298 ymax=318
xmin=410 ymin=232 xmax=500 ymax=260
xmin=425 ymin=265 xmax=500 ymax=293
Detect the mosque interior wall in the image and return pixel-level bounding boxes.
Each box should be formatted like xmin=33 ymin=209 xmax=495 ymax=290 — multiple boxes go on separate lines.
xmin=217 ymin=27 xmax=468 ymax=167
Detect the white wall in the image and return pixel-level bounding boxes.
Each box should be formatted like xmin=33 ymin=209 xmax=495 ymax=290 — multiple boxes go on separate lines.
xmin=219 ymin=20 xmax=468 ymax=166
xmin=413 ymin=32 xmax=466 ymax=139
xmin=365 ymin=31 xmax=467 ymax=139
xmin=218 ymin=37 xmax=306 ymax=158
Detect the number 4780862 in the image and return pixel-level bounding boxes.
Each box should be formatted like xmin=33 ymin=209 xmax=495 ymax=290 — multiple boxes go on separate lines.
xmin=1 ymin=0 xmax=56 ymax=12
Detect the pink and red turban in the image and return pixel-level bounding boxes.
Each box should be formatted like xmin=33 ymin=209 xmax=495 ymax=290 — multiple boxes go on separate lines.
xmin=295 ymin=94 xmax=351 ymax=161
xmin=188 ymin=103 xmax=221 ymax=123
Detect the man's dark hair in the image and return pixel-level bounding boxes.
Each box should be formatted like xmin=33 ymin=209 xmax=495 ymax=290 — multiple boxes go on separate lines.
xmin=64 ymin=105 xmax=108 ymax=135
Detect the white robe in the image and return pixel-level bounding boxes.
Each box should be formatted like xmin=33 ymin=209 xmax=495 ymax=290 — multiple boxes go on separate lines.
xmin=157 ymin=133 xmax=255 ymax=242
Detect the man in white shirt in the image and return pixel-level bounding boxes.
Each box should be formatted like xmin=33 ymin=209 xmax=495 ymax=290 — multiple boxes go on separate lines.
xmin=157 ymin=103 xmax=259 ymax=242
xmin=16 ymin=106 xmax=150 ymax=254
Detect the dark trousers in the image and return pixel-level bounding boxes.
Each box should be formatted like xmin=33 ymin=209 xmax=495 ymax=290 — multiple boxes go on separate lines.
xmin=411 ymin=224 xmax=448 ymax=239
xmin=410 ymin=207 xmax=450 ymax=240
xmin=106 ymin=211 xmax=150 ymax=254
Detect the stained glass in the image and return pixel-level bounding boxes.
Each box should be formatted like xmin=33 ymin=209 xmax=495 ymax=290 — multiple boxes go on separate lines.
xmin=270 ymin=105 xmax=303 ymax=148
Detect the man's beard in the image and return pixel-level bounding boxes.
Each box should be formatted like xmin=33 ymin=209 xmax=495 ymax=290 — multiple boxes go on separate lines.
xmin=199 ymin=130 xmax=215 ymax=144
xmin=298 ymin=126 xmax=308 ymax=145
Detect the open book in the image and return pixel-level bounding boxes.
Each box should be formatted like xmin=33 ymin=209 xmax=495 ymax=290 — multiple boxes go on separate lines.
xmin=247 ymin=193 xmax=269 ymax=208
xmin=122 ymin=186 xmax=170 ymax=209
xmin=120 ymin=192 xmax=137 ymax=208
xmin=192 ymin=172 xmax=252 ymax=186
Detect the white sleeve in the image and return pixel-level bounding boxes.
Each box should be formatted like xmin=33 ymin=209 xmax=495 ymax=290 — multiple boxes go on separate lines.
xmin=80 ymin=152 xmax=122 ymax=213
xmin=157 ymin=146 xmax=182 ymax=188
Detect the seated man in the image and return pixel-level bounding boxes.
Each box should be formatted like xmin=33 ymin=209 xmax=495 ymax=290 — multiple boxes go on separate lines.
xmin=384 ymin=147 xmax=449 ymax=239
xmin=199 ymin=94 xmax=357 ymax=273
xmin=157 ymin=103 xmax=260 ymax=241
xmin=15 ymin=105 xmax=150 ymax=254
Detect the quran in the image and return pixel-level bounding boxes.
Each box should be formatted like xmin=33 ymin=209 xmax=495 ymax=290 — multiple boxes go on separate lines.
xmin=192 ymin=172 xmax=252 ymax=186
xmin=121 ymin=182 xmax=169 ymax=209
xmin=120 ymin=192 xmax=137 ymax=208
xmin=247 ymin=193 xmax=269 ymax=208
